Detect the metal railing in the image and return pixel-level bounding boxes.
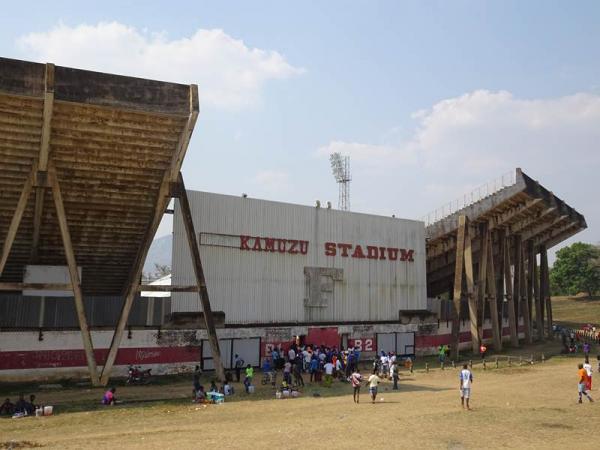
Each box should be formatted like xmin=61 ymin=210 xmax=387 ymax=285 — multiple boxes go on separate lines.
xmin=421 ymin=170 xmax=516 ymax=226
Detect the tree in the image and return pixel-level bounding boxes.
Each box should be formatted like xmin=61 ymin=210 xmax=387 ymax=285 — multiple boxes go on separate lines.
xmin=550 ymin=242 xmax=600 ymax=297
xmin=153 ymin=264 xmax=171 ymax=279
xmin=142 ymin=264 xmax=171 ymax=282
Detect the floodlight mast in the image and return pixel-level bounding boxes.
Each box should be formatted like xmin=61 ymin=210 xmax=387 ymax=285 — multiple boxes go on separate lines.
xmin=329 ymin=152 xmax=351 ymax=210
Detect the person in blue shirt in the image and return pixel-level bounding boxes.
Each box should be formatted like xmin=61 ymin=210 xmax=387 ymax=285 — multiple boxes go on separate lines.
xmin=354 ymin=347 xmax=361 ymax=363
xmin=309 ymin=356 xmax=319 ymax=382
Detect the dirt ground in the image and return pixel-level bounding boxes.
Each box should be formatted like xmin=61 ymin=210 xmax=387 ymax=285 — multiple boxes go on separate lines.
xmin=2 ymin=295 xmax=598 ymax=450
xmin=1 ymin=354 xmax=599 ymax=450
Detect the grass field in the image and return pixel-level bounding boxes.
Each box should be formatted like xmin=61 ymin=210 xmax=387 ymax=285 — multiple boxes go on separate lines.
xmin=2 ymin=295 xmax=600 ymax=449
xmin=551 ymin=295 xmax=600 ymax=329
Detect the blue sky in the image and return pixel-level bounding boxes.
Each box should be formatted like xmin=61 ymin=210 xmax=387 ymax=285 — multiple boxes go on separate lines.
xmin=1 ymin=1 xmax=599 ymax=258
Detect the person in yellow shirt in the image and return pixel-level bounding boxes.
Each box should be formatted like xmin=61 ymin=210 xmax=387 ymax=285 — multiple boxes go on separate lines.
xmin=366 ymin=370 xmax=381 ymax=404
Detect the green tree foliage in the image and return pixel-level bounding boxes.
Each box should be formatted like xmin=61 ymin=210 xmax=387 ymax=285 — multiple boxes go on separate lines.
xmin=550 ymin=242 xmax=600 ymax=297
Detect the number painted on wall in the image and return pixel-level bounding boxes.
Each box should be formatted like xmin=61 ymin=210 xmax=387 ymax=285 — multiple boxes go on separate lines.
xmin=352 ymin=338 xmax=373 ymax=351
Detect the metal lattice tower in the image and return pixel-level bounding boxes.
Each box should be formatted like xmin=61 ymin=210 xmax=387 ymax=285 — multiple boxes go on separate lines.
xmin=330 ymin=153 xmax=351 ymax=210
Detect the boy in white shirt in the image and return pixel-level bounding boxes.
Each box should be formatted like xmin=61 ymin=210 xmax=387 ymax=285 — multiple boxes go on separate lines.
xmin=583 ymin=357 xmax=593 ymax=390
xmin=459 ymin=364 xmax=473 ymax=410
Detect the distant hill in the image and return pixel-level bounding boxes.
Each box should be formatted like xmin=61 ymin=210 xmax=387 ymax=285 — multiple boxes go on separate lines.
xmin=143 ymin=235 xmax=172 ymax=276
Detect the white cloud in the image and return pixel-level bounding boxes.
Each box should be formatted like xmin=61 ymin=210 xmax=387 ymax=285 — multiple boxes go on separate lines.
xmin=320 ymin=90 xmax=600 ymax=175
xmin=409 ymin=90 xmax=600 ymax=173
xmin=17 ymin=22 xmax=304 ymax=110
xmin=317 ymin=90 xmax=600 ymax=248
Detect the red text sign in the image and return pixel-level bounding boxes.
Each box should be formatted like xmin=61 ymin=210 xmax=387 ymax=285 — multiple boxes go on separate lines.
xmin=324 ymin=242 xmax=414 ymax=261
xmin=240 ymin=235 xmax=309 ymax=255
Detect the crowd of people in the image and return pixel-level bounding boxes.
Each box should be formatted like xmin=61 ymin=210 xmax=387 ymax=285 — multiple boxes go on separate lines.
xmin=187 ymin=342 xmax=413 ymax=405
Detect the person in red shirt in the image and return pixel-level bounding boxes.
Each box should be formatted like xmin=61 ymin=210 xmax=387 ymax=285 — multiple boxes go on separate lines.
xmin=578 ymin=364 xmax=594 ymax=404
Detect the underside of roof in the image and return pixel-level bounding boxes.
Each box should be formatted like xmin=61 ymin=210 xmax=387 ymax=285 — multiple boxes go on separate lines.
xmin=426 ymin=168 xmax=587 ymax=297
xmin=0 ymin=57 xmax=198 ymax=295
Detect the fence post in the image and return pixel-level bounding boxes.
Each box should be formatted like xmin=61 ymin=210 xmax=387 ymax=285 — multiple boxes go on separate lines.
xmin=519 ymin=356 xmax=522 ymax=366
xmin=469 ymin=360 xmax=472 ymax=369
xmin=452 ymin=360 xmax=456 ymax=369
xmin=483 ymin=359 xmax=486 ymax=370
xmin=425 ymin=362 xmax=429 ymax=373
xmin=508 ymin=356 xmax=512 ymax=367
xmin=495 ymin=357 xmax=499 ymax=369
xmin=541 ymin=353 xmax=545 ymax=363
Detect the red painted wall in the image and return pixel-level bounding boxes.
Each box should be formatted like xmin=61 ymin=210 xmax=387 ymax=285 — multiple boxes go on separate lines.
xmin=0 ymin=346 xmax=200 ymax=370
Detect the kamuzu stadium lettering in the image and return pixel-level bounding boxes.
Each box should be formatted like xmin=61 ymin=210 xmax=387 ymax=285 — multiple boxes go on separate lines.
xmin=239 ymin=235 xmax=414 ymax=262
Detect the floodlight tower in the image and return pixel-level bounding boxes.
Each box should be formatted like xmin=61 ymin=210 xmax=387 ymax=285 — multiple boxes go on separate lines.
xmin=330 ymin=152 xmax=351 ymax=210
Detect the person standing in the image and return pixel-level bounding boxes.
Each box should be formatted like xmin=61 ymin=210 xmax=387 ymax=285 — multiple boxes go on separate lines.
xmin=245 ymin=364 xmax=254 ymax=384
xmin=309 ymin=355 xmax=319 ymax=383
xmin=367 ymin=370 xmax=381 ymax=403
xmin=283 ymin=360 xmax=292 ymax=384
xmin=459 ymin=364 xmax=473 ymax=410
xmin=234 ymin=354 xmax=244 ymax=383
xmin=193 ymin=365 xmax=202 ymax=394
xmin=479 ymin=344 xmax=487 ymax=360
xmin=391 ymin=361 xmax=399 ymax=390
xmin=583 ymin=358 xmax=593 ymax=391
xmin=578 ymin=363 xmax=594 ymax=403
xmin=438 ymin=345 xmax=447 ymax=368
xmin=583 ymin=342 xmax=591 ymax=358
xmin=293 ymin=362 xmax=305 ymax=387
xmin=324 ymin=360 xmax=335 ymax=387
xmin=351 ymin=368 xmax=363 ymax=403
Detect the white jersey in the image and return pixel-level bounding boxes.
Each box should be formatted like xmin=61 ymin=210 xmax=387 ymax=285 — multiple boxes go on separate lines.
xmin=584 ymin=363 xmax=593 ymax=377
xmin=460 ymin=369 xmax=472 ymax=389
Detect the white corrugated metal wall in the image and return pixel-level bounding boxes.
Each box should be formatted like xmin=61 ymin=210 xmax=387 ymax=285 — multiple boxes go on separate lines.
xmin=172 ymin=191 xmax=426 ymax=324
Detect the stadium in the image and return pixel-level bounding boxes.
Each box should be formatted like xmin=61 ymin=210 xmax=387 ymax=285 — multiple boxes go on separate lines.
xmin=0 ymin=57 xmax=587 ymax=385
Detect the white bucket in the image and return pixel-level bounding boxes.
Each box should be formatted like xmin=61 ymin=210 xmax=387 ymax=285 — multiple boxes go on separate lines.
xmin=43 ymin=406 xmax=53 ymax=416
xmin=35 ymin=408 xmax=43 ymax=417
xmin=247 ymin=385 xmax=255 ymax=394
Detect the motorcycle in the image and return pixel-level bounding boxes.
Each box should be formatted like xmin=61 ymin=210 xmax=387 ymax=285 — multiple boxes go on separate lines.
xmin=126 ymin=365 xmax=152 ymax=385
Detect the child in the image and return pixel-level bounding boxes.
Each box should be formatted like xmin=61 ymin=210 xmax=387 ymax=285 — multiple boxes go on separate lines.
xmin=578 ymin=363 xmax=594 ymax=403
xmin=459 ymin=364 xmax=473 ymax=410
xmin=351 ymin=368 xmax=362 ymax=403
xmin=102 ymin=387 xmax=117 ymax=406
xmin=243 ymin=375 xmax=252 ymax=393
xmin=245 ymin=364 xmax=254 ymax=384
xmin=222 ymin=381 xmax=234 ymax=396
xmin=195 ymin=386 xmax=206 ymax=403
